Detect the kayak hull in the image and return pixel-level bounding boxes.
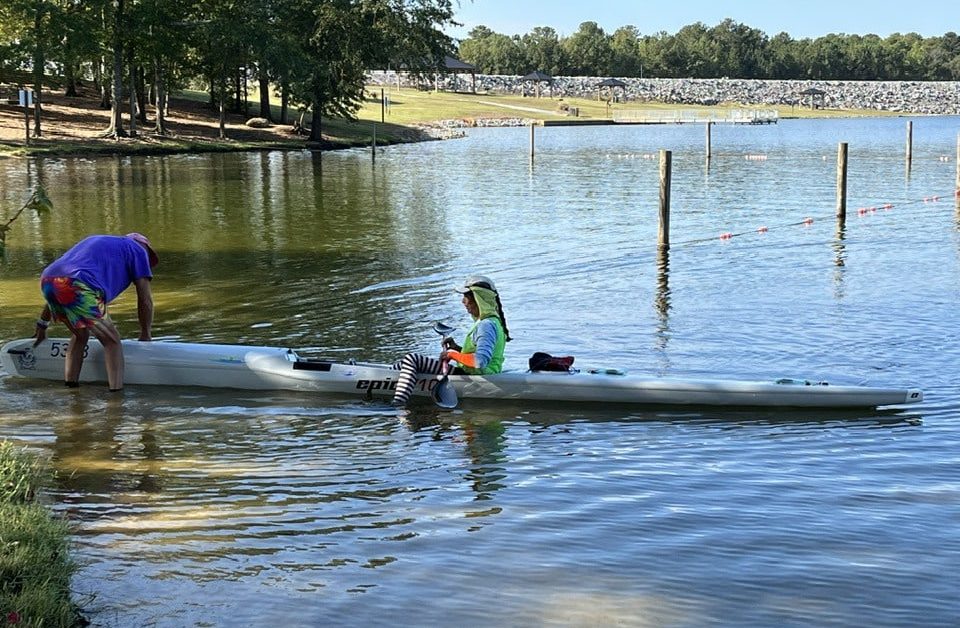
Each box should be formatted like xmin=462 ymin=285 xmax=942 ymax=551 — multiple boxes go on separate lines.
xmin=1 ymin=338 xmax=923 ymax=408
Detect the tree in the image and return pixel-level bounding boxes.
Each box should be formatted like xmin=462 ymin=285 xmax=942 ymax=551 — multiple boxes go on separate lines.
xmin=519 ymin=26 xmax=565 ymax=76
xmin=762 ymin=32 xmax=801 ymax=79
xmin=562 ymin=21 xmax=612 ymax=76
xmin=709 ymin=18 xmax=766 ymax=78
xmin=609 ymin=26 xmax=641 ymax=77
xmin=459 ymin=26 xmax=523 ymax=74
xmin=284 ymin=0 xmax=454 ymax=143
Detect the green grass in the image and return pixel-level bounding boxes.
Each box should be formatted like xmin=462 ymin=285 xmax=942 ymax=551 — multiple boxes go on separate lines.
xmin=174 ymin=88 xmax=423 ymax=147
xmin=350 ymin=87 xmax=900 ymax=124
xmin=0 ymin=441 xmax=81 ymax=628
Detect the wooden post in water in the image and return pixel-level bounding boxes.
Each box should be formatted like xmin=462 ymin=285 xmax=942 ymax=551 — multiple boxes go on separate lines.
xmin=836 ymin=142 xmax=848 ymax=227
xmin=705 ymin=121 xmax=712 ymax=163
xmin=906 ymin=120 xmax=913 ymax=169
xmin=956 ymin=133 xmax=959 ymax=192
xmin=658 ymin=149 xmax=672 ymax=250
xmin=381 ymin=88 xmax=385 ymax=123
xmin=529 ymin=123 xmax=535 ymax=161
xmin=371 ymin=124 xmax=376 ymax=162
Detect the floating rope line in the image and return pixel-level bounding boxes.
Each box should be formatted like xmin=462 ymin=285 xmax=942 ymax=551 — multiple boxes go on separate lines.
xmin=668 ymin=188 xmax=959 ymax=249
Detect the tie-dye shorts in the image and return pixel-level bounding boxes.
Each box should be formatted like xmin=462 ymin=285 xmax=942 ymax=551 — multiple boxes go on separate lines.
xmin=40 ymin=277 xmax=107 ymax=329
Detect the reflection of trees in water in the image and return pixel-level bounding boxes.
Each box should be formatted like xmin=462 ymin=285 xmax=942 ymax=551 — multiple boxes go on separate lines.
xmin=52 ymin=396 xmax=164 ymax=504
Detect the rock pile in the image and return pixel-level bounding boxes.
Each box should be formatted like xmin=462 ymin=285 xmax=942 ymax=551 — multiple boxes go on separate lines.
xmin=367 ymin=72 xmax=960 ymax=115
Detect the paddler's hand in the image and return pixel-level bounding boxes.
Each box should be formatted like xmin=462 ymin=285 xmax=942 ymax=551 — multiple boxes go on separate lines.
xmin=32 ymin=321 xmax=48 ymax=347
xmin=441 ymin=336 xmax=460 ymax=351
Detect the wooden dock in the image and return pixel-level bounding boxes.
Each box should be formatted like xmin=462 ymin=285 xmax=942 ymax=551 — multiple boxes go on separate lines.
xmin=612 ymin=108 xmax=778 ymax=125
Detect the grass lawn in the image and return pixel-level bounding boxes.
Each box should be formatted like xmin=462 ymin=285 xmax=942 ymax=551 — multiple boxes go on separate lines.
xmin=0 ymin=441 xmax=81 ymax=627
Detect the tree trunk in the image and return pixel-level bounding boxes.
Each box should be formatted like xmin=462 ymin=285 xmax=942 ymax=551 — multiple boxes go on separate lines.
xmin=309 ymin=105 xmax=322 ymax=142
xmin=259 ymin=74 xmax=272 ymax=121
xmin=65 ymin=62 xmax=78 ymax=97
xmin=128 ymin=48 xmax=137 ymax=137
xmin=233 ymin=69 xmax=241 ymax=112
xmin=154 ymin=60 xmax=167 ymax=135
xmin=106 ymin=0 xmax=126 ymax=137
xmin=218 ymin=77 xmax=227 ymax=140
xmin=136 ymin=65 xmax=148 ymax=125
xmin=98 ymin=56 xmax=110 ymax=108
xmin=31 ymin=8 xmax=43 ymax=137
xmin=280 ymin=80 xmax=289 ymax=124
xmin=242 ymin=67 xmax=249 ymax=119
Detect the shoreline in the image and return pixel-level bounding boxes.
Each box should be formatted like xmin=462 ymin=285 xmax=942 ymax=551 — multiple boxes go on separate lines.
xmin=369 ymin=74 xmax=960 ymax=116
xmin=2 ymin=78 xmax=958 ymax=158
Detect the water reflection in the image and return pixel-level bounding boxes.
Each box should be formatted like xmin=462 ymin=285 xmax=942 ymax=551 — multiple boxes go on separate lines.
xmin=52 ymin=395 xmax=165 ymax=502
xmin=402 ymin=408 xmax=508 ymax=501
xmin=654 ymin=247 xmax=671 ymax=373
xmin=832 ymin=225 xmax=847 ymax=300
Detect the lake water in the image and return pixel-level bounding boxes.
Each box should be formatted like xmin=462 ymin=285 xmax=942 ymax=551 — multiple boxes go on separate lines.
xmin=2 ymin=117 xmax=960 ymax=626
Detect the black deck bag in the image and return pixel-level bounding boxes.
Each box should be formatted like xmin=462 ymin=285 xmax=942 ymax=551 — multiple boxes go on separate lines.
xmin=528 ymin=352 xmax=575 ymax=372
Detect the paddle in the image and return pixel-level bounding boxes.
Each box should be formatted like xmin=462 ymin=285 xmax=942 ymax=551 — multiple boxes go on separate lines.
xmin=431 ymin=321 xmax=459 ymax=409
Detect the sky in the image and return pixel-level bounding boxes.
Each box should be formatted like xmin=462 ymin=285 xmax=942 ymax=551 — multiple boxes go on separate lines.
xmin=447 ymin=0 xmax=956 ymax=40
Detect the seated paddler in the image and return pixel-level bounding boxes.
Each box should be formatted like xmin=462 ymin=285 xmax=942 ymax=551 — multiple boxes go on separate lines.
xmin=391 ymin=274 xmax=512 ymax=406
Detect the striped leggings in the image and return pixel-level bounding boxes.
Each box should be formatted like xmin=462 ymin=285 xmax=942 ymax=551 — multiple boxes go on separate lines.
xmin=391 ymin=352 xmax=444 ymax=406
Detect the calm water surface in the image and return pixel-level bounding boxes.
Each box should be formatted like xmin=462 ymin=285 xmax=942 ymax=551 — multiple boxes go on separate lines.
xmin=2 ymin=117 xmax=960 ymax=626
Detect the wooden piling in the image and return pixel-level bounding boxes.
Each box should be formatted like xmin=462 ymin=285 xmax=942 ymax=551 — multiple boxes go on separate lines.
xmin=836 ymin=142 xmax=848 ymax=226
xmin=381 ymin=88 xmax=385 ymax=123
xmin=705 ymin=121 xmax=712 ymax=162
xmin=529 ymin=123 xmax=535 ymax=161
xmin=658 ymin=149 xmax=672 ymax=250
xmin=371 ymin=124 xmax=376 ymax=162
xmin=906 ymin=120 xmax=913 ymax=167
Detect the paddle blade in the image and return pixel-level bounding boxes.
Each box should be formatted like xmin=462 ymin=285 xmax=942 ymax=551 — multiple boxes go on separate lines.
xmin=432 ymin=375 xmax=458 ymax=409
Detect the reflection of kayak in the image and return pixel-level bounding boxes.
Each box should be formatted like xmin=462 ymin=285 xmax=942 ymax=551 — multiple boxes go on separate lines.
xmin=1 ymin=338 xmax=923 ymax=408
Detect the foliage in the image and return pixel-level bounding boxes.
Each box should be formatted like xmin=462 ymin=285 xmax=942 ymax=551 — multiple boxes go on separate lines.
xmin=456 ymin=19 xmax=960 ymax=80
xmin=562 ymin=21 xmax=613 ymax=77
xmin=0 ymin=441 xmax=80 ymax=628
xmin=0 ymin=185 xmax=52 ymax=256
xmin=282 ymin=0 xmax=455 ymax=141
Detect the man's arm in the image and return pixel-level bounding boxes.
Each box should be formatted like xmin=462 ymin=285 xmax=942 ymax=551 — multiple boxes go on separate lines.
xmin=32 ymin=304 xmax=52 ymax=346
xmin=133 ymin=277 xmax=153 ymax=341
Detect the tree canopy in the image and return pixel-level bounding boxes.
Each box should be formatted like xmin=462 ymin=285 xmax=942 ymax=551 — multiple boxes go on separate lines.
xmin=0 ymin=0 xmax=456 ymax=141
xmin=456 ymin=19 xmax=960 ymax=80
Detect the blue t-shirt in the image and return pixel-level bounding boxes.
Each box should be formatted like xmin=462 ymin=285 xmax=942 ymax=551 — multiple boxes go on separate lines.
xmin=41 ymin=235 xmax=153 ymax=302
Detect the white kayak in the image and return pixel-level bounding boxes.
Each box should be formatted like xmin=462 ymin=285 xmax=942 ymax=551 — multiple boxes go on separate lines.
xmin=1 ymin=338 xmax=923 ymax=408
